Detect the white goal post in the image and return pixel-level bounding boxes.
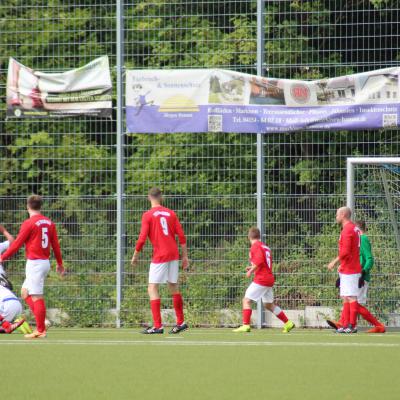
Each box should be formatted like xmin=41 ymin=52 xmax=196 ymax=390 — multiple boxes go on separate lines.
xmin=346 ymin=157 xmax=400 ymax=252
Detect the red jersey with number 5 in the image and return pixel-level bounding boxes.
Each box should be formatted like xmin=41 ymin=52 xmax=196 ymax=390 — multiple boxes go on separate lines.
xmin=135 ymin=206 xmax=186 ymax=263
xmin=1 ymin=214 xmax=63 ymax=265
xmin=250 ymin=240 xmax=275 ymax=287
xmin=338 ymin=222 xmax=362 ymax=275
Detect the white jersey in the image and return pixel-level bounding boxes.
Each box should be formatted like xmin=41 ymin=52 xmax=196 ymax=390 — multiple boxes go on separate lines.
xmin=0 ymin=285 xmax=17 ymax=303
xmin=0 ymin=241 xmax=9 ymax=275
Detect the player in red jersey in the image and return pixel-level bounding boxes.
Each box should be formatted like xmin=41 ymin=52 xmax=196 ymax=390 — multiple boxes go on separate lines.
xmin=0 ymin=195 xmax=65 ymax=339
xmin=131 ymin=187 xmax=189 ymax=334
xmin=234 ymin=227 xmax=295 ymax=333
xmin=328 ymin=207 xmax=361 ymax=334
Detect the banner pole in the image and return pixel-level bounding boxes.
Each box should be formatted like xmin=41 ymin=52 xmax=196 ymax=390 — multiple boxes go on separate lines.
xmin=256 ymin=0 xmax=265 ymax=329
xmin=116 ymin=0 xmax=125 ymax=328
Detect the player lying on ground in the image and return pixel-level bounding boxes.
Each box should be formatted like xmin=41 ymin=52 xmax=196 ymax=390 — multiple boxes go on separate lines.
xmin=328 ymin=207 xmax=361 ymax=334
xmin=0 ymin=282 xmax=31 ymax=334
xmin=327 ymin=220 xmax=385 ymax=333
xmin=131 ymin=187 xmax=189 ymax=334
xmin=0 ymin=226 xmax=32 ymax=334
xmin=0 ymin=224 xmax=15 ymax=290
xmin=234 ymin=227 xmax=295 ymax=333
xmin=0 ymin=195 xmax=65 ymax=339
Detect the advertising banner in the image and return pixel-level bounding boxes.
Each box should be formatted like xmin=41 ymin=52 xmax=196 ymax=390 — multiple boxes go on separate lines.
xmin=126 ymin=68 xmax=399 ymax=133
xmin=7 ymin=56 xmax=112 ymax=118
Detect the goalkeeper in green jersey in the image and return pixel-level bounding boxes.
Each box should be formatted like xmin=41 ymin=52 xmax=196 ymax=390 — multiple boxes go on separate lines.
xmin=327 ymin=220 xmax=385 ymax=333
xmin=355 ymin=220 xmax=385 ymax=333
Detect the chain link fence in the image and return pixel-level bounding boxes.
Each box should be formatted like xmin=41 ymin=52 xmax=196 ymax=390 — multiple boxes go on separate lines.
xmin=0 ymin=0 xmax=399 ymax=327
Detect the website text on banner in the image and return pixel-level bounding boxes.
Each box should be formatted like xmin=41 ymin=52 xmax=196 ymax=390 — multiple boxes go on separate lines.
xmin=126 ymin=68 xmax=399 ymax=133
xmin=7 ymin=56 xmax=112 ymax=118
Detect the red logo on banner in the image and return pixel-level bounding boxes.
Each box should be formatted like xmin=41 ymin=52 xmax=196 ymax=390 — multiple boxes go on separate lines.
xmin=290 ymin=84 xmax=310 ymax=104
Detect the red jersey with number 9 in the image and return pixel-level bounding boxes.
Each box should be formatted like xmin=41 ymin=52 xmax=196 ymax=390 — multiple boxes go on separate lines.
xmin=338 ymin=221 xmax=362 ymax=275
xmin=135 ymin=206 xmax=186 ymax=263
xmin=1 ymin=214 xmax=63 ymax=265
xmin=250 ymin=240 xmax=275 ymax=287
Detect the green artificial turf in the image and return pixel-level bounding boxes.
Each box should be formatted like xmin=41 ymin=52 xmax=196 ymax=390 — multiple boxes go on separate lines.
xmin=1 ymin=328 xmax=399 ymax=400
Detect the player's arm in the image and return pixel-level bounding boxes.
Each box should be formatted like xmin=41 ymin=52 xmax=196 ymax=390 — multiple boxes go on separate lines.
xmin=0 ymin=225 xmax=14 ymax=244
xmin=50 ymin=224 xmax=65 ymax=276
xmin=131 ymin=214 xmax=150 ymax=266
xmin=246 ymin=247 xmax=263 ymax=277
xmin=327 ymin=256 xmax=340 ymax=271
xmin=175 ymin=215 xmax=188 ymax=270
xmin=0 ymin=221 xmax=31 ymax=263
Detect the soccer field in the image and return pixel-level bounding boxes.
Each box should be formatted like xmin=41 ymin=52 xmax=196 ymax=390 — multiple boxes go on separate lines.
xmin=2 ymin=328 xmax=399 ymax=400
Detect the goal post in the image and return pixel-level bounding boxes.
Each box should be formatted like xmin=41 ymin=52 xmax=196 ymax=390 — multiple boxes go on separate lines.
xmin=347 ymin=157 xmax=400 ymax=253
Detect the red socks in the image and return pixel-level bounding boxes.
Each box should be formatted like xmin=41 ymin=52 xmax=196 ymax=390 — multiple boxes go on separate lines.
xmin=358 ymin=304 xmax=382 ymax=327
xmin=25 ymin=296 xmax=47 ymax=333
xmin=25 ymin=295 xmax=35 ymax=314
xmin=341 ymin=302 xmax=350 ymax=327
xmin=243 ymin=309 xmax=252 ymax=325
xmin=273 ymin=306 xmax=288 ymax=323
xmin=172 ymin=293 xmax=184 ymax=326
xmin=33 ymin=298 xmax=46 ymax=333
xmin=349 ymin=301 xmax=358 ymax=327
xmin=150 ymin=299 xmax=162 ymax=329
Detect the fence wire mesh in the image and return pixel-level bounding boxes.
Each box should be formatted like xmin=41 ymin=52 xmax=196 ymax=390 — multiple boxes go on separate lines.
xmin=0 ymin=1 xmax=399 ymax=327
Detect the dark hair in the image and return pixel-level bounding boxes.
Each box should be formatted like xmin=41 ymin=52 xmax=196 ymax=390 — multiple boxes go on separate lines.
xmin=355 ymin=220 xmax=366 ymax=232
xmin=148 ymin=187 xmax=162 ymax=199
xmin=248 ymin=226 xmax=261 ymax=240
xmin=27 ymin=195 xmax=43 ymax=211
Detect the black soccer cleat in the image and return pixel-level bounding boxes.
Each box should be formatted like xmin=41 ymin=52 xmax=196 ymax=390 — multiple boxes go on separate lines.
xmin=169 ymin=323 xmax=188 ymax=334
xmin=141 ymin=326 xmax=164 ymax=334
xmin=0 ymin=273 xmax=13 ymax=291
xmin=326 ymin=320 xmax=339 ymax=330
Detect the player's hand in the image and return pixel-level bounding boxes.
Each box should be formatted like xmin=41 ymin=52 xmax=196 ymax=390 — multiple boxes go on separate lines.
xmin=246 ymin=266 xmax=253 ymax=278
xmin=182 ymin=256 xmax=189 ymax=270
xmin=327 ymin=260 xmax=336 ymax=271
xmin=56 ymin=264 xmax=65 ymax=277
xmin=0 ymin=224 xmax=5 ymax=234
xmin=131 ymin=254 xmax=139 ymax=267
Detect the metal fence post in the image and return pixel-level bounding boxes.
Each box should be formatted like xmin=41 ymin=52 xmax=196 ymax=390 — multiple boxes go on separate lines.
xmin=256 ymin=0 xmax=265 ymax=329
xmin=116 ymin=0 xmax=125 ymax=328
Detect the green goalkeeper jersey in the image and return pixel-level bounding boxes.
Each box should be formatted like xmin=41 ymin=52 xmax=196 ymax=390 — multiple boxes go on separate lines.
xmin=360 ymin=233 xmax=374 ymax=282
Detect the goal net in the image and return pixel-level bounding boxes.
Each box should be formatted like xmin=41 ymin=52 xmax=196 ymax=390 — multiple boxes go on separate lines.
xmin=347 ymin=158 xmax=400 ymax=327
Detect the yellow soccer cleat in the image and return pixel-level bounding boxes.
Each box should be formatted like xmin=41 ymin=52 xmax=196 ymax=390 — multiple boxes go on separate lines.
xmin=282 ymin=320 xmax=295 ymax=333
xmin=233 ymin=324 xmax=251 ymax=333
xmin=15 ymin=317 xmax=33 ymax=335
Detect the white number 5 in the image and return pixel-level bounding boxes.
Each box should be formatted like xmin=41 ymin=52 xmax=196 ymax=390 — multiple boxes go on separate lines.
xmin=41 ymin=227 xmax=49 ymax=249
xmin=160 ymin=217 xmax=169 ymax=236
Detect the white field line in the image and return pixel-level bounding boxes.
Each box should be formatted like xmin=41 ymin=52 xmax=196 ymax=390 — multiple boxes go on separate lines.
xmin=0 ymin=340 xmax=398 ymax=347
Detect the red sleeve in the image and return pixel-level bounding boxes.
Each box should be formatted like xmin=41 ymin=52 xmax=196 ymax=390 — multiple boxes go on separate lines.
xmin=135 ymin=213 xmax=150 ymax=252
xmin=50 ymin=223 xmax=63 ymax=266
xmin=174 ymin=214 xmax=186 ymax=245
xmin=251 ymin=246 xmax=265 ymax=267
xmin=0 ymin=221 xmax=31 ymax=261
xmin=339 ymin=231 xmax=353 ymax=262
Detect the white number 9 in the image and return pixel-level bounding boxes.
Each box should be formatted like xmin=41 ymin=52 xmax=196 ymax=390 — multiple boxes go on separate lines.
xmin=160 ymin=217 xmax=169 ymax=236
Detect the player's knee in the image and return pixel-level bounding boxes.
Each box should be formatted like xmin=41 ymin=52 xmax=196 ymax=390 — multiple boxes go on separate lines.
xmin=20 ymin=288 xmax=29 ymax=300
xmin=242 ymin=297 xmax=251 ymax=308
xmin=264 ymin=302 xmax=274 ymax=311
xmin=147 ymin=284 xmax=159 ymax=297
xmin=168 ymin=283 xmax=179 ymax=294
